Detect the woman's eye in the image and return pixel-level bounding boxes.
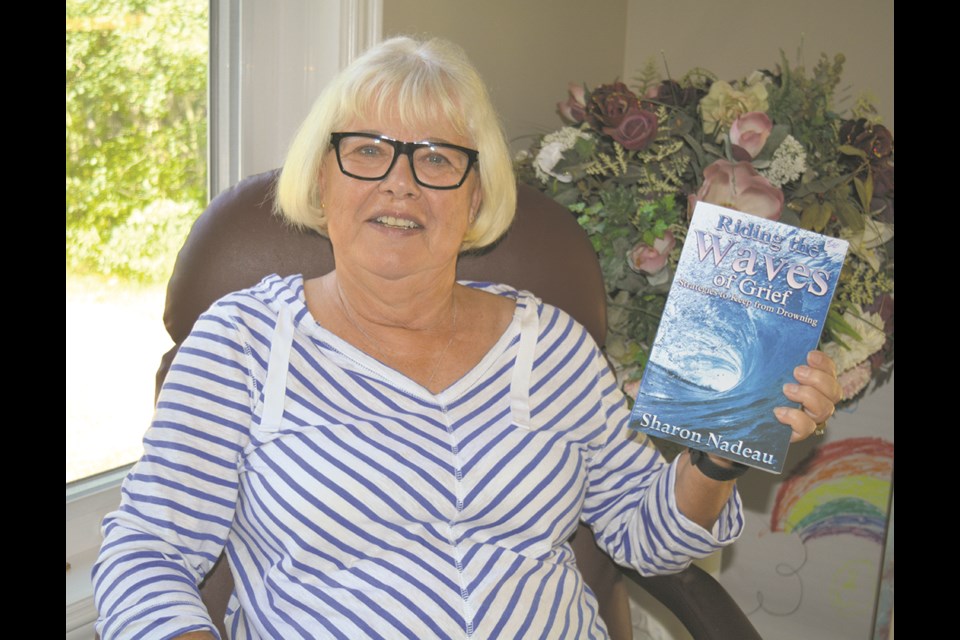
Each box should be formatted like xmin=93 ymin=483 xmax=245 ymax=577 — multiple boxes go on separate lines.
xmin=423 ymin=151 xmax=452 ymax=166
xmin=355 ymin=144 xmax=384 ymax=157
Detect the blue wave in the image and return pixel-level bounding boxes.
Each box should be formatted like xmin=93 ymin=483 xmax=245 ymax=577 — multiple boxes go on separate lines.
xmin=633 ymin=292 xmax=814 ymax=471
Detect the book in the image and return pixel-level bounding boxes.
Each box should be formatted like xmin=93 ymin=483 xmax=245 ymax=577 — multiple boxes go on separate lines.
xmin=628 ymin=201 xmax=849 ymax=473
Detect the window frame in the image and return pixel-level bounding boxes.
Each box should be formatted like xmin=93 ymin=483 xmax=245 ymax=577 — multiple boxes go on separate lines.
xmin=65 ymin=2 xmax=381 ymax=635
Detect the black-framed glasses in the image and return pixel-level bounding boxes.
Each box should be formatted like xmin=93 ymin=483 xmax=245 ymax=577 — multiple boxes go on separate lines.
xmin=330 ymin=132 xmax=479 ymax=190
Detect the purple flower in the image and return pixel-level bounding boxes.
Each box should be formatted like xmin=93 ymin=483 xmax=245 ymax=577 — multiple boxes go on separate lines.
xmin=604 ymin=107 xmax=658 ymax=151
xmin=840 ymin=118 xmax=893 ymax=160
xmin=587 ymin=81 xmax=641 ymax=129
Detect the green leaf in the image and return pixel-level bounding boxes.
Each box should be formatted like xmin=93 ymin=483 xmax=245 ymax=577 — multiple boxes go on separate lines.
xmin=778 ymin=207 xmax=803 ymax=228
xmin=762 ymin=125 xmax=790 ymax=155
xmin=667 ymin=111 xmax=695 ymax=136
xmin=834 ymin=200 xmax=865 ymax=232
xmin=573 ymin=136 xmax=595 ymax=156
xmin=816 ymin=201 xmax=835 ymax=231
xmin=826 ymin=307 xmax=864 ymax=341
xmin=799 ymin=202 xmax=831 ymax=231
xmin=790 ymin=173 xmax=849 ymax=199
xmin=679 ymin=132 xmax=708 ymax=170
xmin=838 ymin=144 xmax=867 ymax=158
xmin=552 ymin=189 xmax=584 ymax=207
xmin=854 ymin=171 xmax=874 ymax=212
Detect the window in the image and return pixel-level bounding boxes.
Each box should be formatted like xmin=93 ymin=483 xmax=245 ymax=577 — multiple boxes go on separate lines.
xmin=66 ymin=0 xmax=209 ymax=484
xmin=66 ymin=2 xmax=380 ymax=635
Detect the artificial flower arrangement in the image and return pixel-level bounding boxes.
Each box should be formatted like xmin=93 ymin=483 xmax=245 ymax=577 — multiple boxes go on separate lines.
xmin=515 ymin=53 xmax=893 ymax=405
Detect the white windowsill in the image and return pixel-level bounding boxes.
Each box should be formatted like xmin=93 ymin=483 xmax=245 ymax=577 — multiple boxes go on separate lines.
xmin=66 ymin=467 xmax=127 ymax=637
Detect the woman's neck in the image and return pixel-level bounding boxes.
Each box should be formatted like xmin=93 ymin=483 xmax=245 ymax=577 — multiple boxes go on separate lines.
xmin=304 ymin=267 xmax=515 ymax=395
xmin=324 ymin=266 xmax=458 ymax=334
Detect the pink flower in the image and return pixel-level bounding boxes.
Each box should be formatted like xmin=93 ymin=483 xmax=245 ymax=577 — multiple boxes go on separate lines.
xmin=604 ymin=107 xmax=658 ymax=150
xmin=557 ymin=82 xmax=588 ymax=124
xmin=689 ymin=160 xmax=784 ymax=220
xmin=628 ymin=230 xmax=676 ymax=275
xmin=838 ymin=360 xmax=873 ymax=400
xmin=729 ymin=112 xmax=772 ymax=160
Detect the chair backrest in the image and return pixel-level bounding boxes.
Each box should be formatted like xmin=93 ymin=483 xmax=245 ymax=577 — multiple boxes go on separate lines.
xmin=157 ymin=170 xmax=634 ymax=639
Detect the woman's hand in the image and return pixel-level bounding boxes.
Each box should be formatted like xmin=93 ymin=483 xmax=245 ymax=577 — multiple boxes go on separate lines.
xmin=776 ymin=350 xmax=842 ymax=442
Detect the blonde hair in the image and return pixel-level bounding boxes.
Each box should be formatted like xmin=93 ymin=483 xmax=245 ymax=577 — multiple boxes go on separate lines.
xmin=275 ymin=36 xmax=516 ymax=251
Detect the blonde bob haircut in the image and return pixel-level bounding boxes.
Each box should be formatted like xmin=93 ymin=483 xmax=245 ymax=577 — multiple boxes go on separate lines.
xmin=275 ymin=36 xmax=516 ymax=251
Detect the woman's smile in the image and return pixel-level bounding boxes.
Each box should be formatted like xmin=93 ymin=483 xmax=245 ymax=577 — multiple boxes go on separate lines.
xmin=371 ymin=214 xmax=422 ymax=230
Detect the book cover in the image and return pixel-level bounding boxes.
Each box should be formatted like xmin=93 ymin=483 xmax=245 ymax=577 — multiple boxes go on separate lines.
xmin=628 ymin=201 xmax=849 ymax=473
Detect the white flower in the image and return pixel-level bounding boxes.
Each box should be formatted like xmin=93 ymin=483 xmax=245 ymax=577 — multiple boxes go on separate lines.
xmin=535 ymin=141 xmax=573 ymax=183
xmin=533 ymin=127 xmax=591 ymax=184
xmin=821 ymin=305 xmax=887 ymax=374
xmin=745 ymin=70 xmax=770 ymax=88
xmin=544 ymin=126 xmax=591 ymax=147
xmin=761 ymin=135 xmax=807 ymax=187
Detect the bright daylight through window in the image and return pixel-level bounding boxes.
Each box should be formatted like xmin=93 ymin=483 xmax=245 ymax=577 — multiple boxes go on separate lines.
xmin=66 ymin=0 xmax=208 ymax=484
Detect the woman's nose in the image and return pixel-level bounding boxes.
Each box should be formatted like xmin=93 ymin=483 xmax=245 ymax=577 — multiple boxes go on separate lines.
xmin=379 ymin=152 xmax=420 ymax=196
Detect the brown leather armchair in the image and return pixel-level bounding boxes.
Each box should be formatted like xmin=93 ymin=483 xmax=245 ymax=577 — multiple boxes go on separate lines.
xmin=157 ymin=170 xmax=761 ymax=640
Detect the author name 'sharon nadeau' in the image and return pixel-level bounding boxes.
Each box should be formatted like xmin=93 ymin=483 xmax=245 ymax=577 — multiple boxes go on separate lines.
xmin=636 ymin=412 xmax=776 ymax=467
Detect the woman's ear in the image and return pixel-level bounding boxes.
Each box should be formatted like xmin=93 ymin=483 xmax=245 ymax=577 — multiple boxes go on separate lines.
xmin=317 ymin=159 xmax=326 ymax=197
xmin=469 ymin=178 xmax=482 ymax=224
xmin=316 ymin=157 xmax=329 ymax=211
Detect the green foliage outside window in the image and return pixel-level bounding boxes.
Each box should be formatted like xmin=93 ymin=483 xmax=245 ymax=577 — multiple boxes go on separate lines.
xmin=66 ymin=0 xmax=207 ymax=282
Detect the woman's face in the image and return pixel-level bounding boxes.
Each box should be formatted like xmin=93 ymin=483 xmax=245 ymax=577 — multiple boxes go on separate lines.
xmin=319 ymin=111 xmax=482 ymax=284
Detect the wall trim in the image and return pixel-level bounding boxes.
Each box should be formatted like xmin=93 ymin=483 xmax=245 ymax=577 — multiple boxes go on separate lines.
xmin=340 ymin=0 xmax=383 ymax=68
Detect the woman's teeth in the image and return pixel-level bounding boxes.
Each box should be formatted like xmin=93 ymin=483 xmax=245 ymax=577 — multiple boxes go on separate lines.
xmin=375 ymin=216 xmax=420 ymax=229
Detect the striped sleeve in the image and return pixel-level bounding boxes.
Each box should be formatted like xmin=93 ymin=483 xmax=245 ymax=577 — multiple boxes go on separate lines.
xmin=580 ymin=346 xmax=744 ymax=577
xmin=92 ymin=303 xmax=258 ymax=640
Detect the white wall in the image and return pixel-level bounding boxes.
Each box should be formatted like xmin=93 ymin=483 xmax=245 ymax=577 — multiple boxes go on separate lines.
xmin=623 ymin=0 xmax=894 ymax=130
xmin=383 ymin=0 xmax=629 ymax=151
xmin=385 ymin=0 xmax=893 ymax=144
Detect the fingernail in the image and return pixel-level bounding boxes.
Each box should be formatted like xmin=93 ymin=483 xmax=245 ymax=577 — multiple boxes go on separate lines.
xmin=775 ymin=407 xmax=789 ymax=420
xmin=783 ymin=383 xmax=799 ymax=395
xmin=794 ymin=366 xmax=810 ymax=381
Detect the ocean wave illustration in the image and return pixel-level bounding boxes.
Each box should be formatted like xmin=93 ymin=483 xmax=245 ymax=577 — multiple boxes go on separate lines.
xmin=636 ymin=293 xmax=803 ymax=467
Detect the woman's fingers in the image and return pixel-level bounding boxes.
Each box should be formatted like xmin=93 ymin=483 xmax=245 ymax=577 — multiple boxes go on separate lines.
xmin=775 ymin=351 xmax=841 ymax=442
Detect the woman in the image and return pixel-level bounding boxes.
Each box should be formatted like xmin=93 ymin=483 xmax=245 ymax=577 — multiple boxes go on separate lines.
xmin=93 ymin=37 xmax=840 ymax=639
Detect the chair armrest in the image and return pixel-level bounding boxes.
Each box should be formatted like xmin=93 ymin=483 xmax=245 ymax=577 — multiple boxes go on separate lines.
xmin=625 ymin=566 xmax=762 ymax=640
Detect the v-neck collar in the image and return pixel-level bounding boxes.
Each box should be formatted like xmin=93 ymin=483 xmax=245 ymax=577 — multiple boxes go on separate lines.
xmin=278 ymin=274 xmax=530 ymax=405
